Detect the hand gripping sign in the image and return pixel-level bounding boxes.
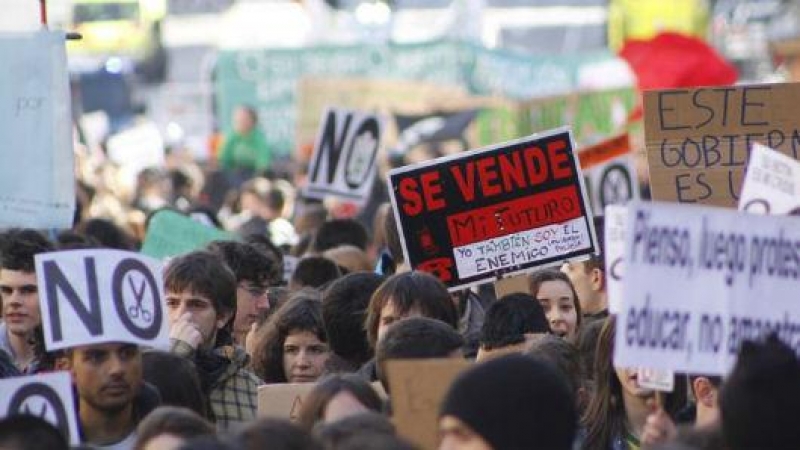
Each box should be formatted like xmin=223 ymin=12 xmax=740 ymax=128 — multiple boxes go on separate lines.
xmin=35 ymin=249 xmax=169 ymax=351
xmin=0 ymin=372 xmax=80 ymax=445
xmin=387 ymin=128 xmax=598 ymax=291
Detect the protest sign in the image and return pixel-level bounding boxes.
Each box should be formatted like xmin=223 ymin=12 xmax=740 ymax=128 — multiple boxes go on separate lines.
xmin=615 ymin=201 xmax=800 ymax=375
xmin=387 ymin=358 xmax=471 ymax=450
xmin=141 ymin=209 xmax=237 ymax=260
xmin=0 ymin=31 xmax=75 ymax=229
xmin=257 ymin=383 xmax=316 ymax=421
xmin=35 ymin=249 xmax=169 ymax=351
xmin=636 ymin=368 xmax=675 ymax=392
xmin=643 ymin=83 xmax=800 ymax=207
xmin=579 ymin=135 xmax=639 ymax=213
xmin=0 ymin=372 xmax=79 ymax=445
xmin=738 ymin=143 xmax=800 ymax=215
xmin=604 ymin=204 xmax=627 ymax=314
xmin=493 ymin=274 xmax=531 ymax=298
xmin=388 ymin=128 xmax=598 ymax=291
xmin=305 ymin=108 xmax=383 ymax=204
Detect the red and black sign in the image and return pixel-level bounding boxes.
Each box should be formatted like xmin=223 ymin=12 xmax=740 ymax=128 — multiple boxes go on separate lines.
xmin=387 ymin=129 xmax=598 ymax=290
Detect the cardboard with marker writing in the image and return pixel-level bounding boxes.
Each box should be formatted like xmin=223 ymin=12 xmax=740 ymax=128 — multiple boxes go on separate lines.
xmin=141 ymin=209 xmax=237 ymax=260
xmin=257 ymin=382 xmax=388 ymax=420
xmin=387 ymin=358 xmax=472 ymax=450
xmin=738 ymin=143 xmax=800 ymax=215
xmin=643 ymin=82 xmax=800 ymax=208
xmin=35 ymin=249 xmax=169 ymax=351
xmin=387 ymin=128 xmax=598 ymax=291
xmin=615 ymin=201 xmax=800 ymax=375
xmin=0 ymin=372 xmax=80 ymax=445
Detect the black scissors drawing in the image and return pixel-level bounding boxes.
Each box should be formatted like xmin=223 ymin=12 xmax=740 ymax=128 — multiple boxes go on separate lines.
xmin=127 ymin=275 xmax=152 ymax=322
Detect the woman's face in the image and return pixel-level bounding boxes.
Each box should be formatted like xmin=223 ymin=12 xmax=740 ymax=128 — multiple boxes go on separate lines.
xmin=282 ymin=329 xmax=330 ymax=383
xmin=323 ymin=390 xmax=371 ymax=423
xmin=535 ymin=280 xmax=579 ymax=341
xmin=233 ymin=108 xmax=255 ymax=134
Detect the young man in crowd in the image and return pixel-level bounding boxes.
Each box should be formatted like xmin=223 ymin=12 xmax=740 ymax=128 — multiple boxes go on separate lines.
xmin=0 ymin=229 xmax=53 ymax=373
xmin=164 ymin=251 xmax=260 ymax=429
xmin=60 ymin=342 xmax=160 ymax=450
xmin=561 ymin=216 xmax=608 ymax=322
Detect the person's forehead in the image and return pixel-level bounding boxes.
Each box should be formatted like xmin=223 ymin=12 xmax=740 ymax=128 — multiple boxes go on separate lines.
xmin=166 ymin=290 xmax=214 ymax=302
xmin=0 ymin=269 xmax=37 ymax=285
xmin=537 ymin=280 xmax=572 ymax=298
xmin=73 ymin=342 xmax=140 ymax=354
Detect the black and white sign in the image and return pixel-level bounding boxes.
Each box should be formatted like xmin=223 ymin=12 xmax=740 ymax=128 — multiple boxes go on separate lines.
xmin=305 ymin=108 xmax=383 ymax=204
xmin=0 ymin=372 xmax=79 ymax=445
xmin=35 ymin=250 xmax=169 ymax=351
xmin=584 ymin=155 xmax=639 ymax=213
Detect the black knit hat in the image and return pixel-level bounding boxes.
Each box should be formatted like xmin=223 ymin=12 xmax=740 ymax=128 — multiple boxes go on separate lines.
xmin=440 ymin=354 xmax=576 ymax=450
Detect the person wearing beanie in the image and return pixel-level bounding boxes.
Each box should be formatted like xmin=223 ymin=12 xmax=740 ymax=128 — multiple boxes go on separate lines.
xmin=439 ymin=354 xmax=577 ymax=450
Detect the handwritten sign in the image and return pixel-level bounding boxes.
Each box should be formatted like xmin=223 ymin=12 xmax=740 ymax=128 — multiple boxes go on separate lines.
xmin=36 ymin=250 xmax=169 ymax=351
xmin=604 ymin=204 xmax=627 ymax=314
xmin=387 ymin=128 xmax=598 ymax=291
xmin=644 ymin=83 xmax=800 ymax=207
xmin=615 ymin=201 xmax=800 ymax=375
xmin=141 ymin=210 xmax=237 ymax=260
xmin=738 ymin=143 xmax=800 ymax=215
xmin=256 ymin=383 xmax=316 ymax=421
xmin=387 ymin=359 xmax=471 ymax=450
xmin=305 ymin=108 xmax=383 ymax=204
xmin=0 ymin=31 xmax=75 ymax=229
xmin=0 ymin=372 xmax=80 ymax=445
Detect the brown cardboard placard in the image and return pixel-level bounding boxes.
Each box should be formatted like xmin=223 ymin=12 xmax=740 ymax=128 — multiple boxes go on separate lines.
xmin=257 ymin=383 xmax=317 ymax=421
xmin=493 ymin=274 xmax=530 ymax=298
xmin=387 ymin=358 xmax=472 ymax=450
xmin=643 ymin=82 xmax=800 ymax=207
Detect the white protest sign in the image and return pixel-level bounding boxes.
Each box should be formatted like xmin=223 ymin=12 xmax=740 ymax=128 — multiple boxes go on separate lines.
xmin=615 ymin=201 xmax=800 ymax=375
xmin=636 ymin=367 xmax=675 ymax=392
xmin=604 ymin=204 xmax=626 ymax=314
xmin=0 ymin=372 xmax=80 ymax=445
xmin=36 ymin=250 xmax=169 ymax=351
xmin=738 ymin=143 xmax=800 ymax=215
xmin=0 ymin=31 xmax=75 ymax=229
xmin=305 ymin=107 xmax=383 ymax=204
xmin=586 ymin=156 xmax=639 ymax=213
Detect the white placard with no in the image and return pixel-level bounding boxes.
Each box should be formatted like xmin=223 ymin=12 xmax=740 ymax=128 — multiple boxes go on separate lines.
xmin=305 ymin=107 xmax=383 ymax=204
xmin=36 ymin=249 xmax=169 ymax=351
xmin=0 ymin=31 xmax=75 ymax=229
xmin=0 ymin=372 xmax=80 ymax=445
xmin=604 ymin=204 xmax=627 ymax=314
xmin=738 ymin=143 xmax=800 ymax=215
xmin=616 ymin=201 xmax=800 ymax=375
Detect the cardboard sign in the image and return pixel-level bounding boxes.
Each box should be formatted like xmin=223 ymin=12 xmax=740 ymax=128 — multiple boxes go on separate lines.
xmin=615 ymin=201 xmax=800 ymax=375
xmin=0 ymin=372 xmax=80 ymax=445
xmin=35 ymin=250 xmax=169 ymax=351
xmin=604 ymin=204 xmax=627 ymax=314
xmin=387 ymin=359 xmax=472 ymax=450
xmin=643 ymin=83 xmax=800 ymax=207
xmin=305 ymin=108 xmax=383 ymax=204
xmin=387 ymin=128 xmax=598 ymax=291
xmin=738 ymin=143 xmax=800 ymax=215
xmin=636 ymin=367 xmax=675 ymax=392
xmin=257 ymin=383 xmax=316 ymax=421
xmin=493 ymin=274 xmax=531 ymax=298
xmin=578 ymin=134 xmax=632 ymax=170
xmin=141 ymin=209 xmax=237 ymax=260
xmin=0 ymin=31 xmax=75 ymax=229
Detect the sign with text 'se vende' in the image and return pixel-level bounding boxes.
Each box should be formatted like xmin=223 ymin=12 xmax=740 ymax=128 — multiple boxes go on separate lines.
xmin=644 ymin=82 xmax=800 ymax=208
xmin=387 ymin=128 xmax=598 ymax=291
xmin=738 ymin=143 xmax=800 ymax=215
xmin=305 ymin=107 xmax=383 ymax=204
xmin=615 ymin=201 xmax=800 ymax=375
xmin=36 ymin=249 xmax=169 ymax=351
xmin=0 ymin=372 xmax=80 ymax=445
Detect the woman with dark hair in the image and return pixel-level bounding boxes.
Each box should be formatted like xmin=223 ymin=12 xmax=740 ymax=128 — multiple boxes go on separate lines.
xmin=134 ymin=406 xmax=214 ymax=450
xmin=581 ymin=317 xmax=687 ymax=450
xmin=250 ymin=291 xmax=330 ymax=383
xmin=529 ymin=269 xmax=582 ymax=342
xmin=297 ymin=374 xmax=383 ymax=431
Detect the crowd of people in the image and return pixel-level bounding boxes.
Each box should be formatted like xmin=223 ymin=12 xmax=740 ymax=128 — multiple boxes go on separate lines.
xmin=0 ymin=107 xmax=799 ymax=450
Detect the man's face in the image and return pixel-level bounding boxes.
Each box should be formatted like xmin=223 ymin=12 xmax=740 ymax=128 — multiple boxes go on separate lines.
xmin=377 ymin=299 xmax=421 ymax=343
xmin=560 ymin=261 xmax=595 ymax=310
xmin=166 ymin=290 xmax=229 ymax=348
xmin=0 ymin=269 xmax=41 ymax=337
xmin=68 ymin=343 xmax=142 ymax=414
xmin=233 ymin=280 xmax=270 ymax=340
xmin=439 ymin=416 xmax=494 ymax=450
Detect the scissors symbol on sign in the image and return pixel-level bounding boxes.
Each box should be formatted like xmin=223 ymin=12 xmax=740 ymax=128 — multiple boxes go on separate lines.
xmin=127 ymin=275 xmax=152 ymax=322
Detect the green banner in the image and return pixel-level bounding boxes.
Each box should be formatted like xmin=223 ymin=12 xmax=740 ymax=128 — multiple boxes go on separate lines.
xmin=214 ymin=40 xmax=617 ymax=156
xmin=141 ymin=210 xmax=237 ymax=260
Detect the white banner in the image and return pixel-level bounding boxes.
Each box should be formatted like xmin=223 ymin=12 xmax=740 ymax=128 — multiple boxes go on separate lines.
xmin=604 ymin=204 xmax=627 ymax=314
xmin=739 ymin=143 xmax=800 ymax=215
xmin=0 ymin=372 xmax=80 ymax=445
xmin=36 ymin=250 xmax=169 ymax=351
xmin=0 ymin=31 xmax=75 ymax=229
xmin=615 ymin=201 xmax=800 ymax=375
